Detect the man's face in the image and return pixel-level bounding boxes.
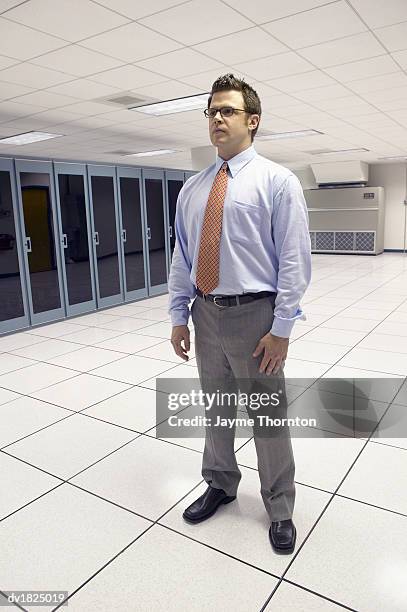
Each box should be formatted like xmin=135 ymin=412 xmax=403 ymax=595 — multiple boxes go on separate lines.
xmin=208 ymin=90 xmax=258 ymax=157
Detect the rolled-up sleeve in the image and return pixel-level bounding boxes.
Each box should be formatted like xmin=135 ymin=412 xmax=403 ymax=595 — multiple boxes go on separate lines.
xmin=168 ymin=189 xmax=196 ymax=326
xmin=270 ymin=174 xmax=312 ymax=338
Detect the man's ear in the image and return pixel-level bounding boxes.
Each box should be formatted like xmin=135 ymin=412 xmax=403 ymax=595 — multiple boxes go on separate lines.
xmin=249 ymin=114 xmax=260 ymax=131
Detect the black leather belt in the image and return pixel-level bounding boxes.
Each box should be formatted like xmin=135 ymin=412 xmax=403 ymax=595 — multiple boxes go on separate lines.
xmin=196 ymin=287 xmax=275 ymax=308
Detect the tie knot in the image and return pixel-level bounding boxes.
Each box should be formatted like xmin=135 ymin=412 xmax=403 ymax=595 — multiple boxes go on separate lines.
xmin=220 ymin=162 xmax=228 ymax=173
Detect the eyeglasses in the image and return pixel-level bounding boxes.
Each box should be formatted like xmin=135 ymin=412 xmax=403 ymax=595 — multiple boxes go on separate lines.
xmin=204 ymin=107 xmax=250 ymax=119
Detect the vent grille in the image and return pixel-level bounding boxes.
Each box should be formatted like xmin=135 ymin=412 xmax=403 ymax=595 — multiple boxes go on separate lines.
xmin=316 ymin=231 xmax=334 ymax=251
xmin=356 ymin=232 xmax=375 ymax=251
xmin=106 ymin=94 xmax=146 ymax=106
xmin=95 ymin=92 xmax=150 ymax=108
xmin=335 ymin=232 xmax=354 ymax=250
xmin=310 ymin=231 xmax=376 ymax=253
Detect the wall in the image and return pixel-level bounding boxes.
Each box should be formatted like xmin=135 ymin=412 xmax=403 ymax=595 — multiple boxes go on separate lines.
xmin=292 ymin=163 xmax=407 ymax=250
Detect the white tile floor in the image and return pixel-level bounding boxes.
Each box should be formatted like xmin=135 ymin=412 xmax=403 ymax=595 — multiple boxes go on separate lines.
xmin=1 ymin=253 xmax=407 ymax=611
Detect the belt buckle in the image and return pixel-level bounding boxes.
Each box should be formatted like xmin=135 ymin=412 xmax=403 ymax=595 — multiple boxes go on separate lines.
xmin=213 ymin=296 xmax=225 ymax=308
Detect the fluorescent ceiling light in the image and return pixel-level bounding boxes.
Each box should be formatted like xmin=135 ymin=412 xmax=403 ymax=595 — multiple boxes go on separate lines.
xmin=124 ymin=149 xmax=178 ymax=157
xmin=256 ymin=129 xmax=323 ymax=140
xmin=317 ymin=148 xmax=369 ymax=155
xmin=0 ymin=131 xmax=63 ymax=145
xmin=130 ymin=93 xmax=209 ymax=116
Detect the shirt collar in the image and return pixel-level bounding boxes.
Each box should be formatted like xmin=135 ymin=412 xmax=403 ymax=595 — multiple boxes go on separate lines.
xmin=215 ymin=144 xmax=257 ymax=178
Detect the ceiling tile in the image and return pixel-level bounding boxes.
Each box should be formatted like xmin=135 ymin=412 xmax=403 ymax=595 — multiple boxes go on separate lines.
xmin=285 ymin=111 xmax=347 ymax=129
xmin=264 ymin=92 xmax=304 ymax=109
xmin=0 ymin=100 xmax=48 ymax=120
xmin=0 ymin=80 xmax=35 ymax=101
xmin=366 ymin=86 xmax=407 ymax=103
xmin=0 ymin=62 xmax=75 ymax=87
xmin=373 ymin=98 xmax=407 ymax=112
xmin=90 ymin=64 xmax=167 ymax=90
xmin=312 ymin=94 xmax=374 ymax=111
xmin=12 ymin=90 xmax=81 ymax=108
xmin=0 ymin=0 xmax=27 ymax=11
xmin=374 ymin=21 xmax=407 ymax=52
xmin=263 ymin=1 xmax=366 ymax=49
xmin=139 ymin=0 xmax=252 ymax=46
xmin=31 ymin=45 xmax=124 ymax=77
xmin=136 ymin=48 xmax=223 ymax=79
xmin=91 ymin=0 xmax=189 ymax=20
xmin=0 ymin=54 xmax=19 ymax=69
xmin=55 ymin=100 xmax=117 ymax=116
xmin=294 ymin=83 xmax=351 ymax=102
xmin=392 ymin=49 xmax=407 ymax=70
xmin=24 ymin=108 xmax=85 ymax=126
xmin=5 ymin=0 xmax=130 ymax=42
xmin=347 ymin=72 xmax=407 ymax=94
xmin=193 ymin=27 xmax=288 ymax=64
xmin=130 ymin=81 xmax=203 ymax=101
xmin=222 ymin=0 xmax=334 ymax=24
xmin=46 ymin=78 xmax=123 ymax=101
xmin=234 ymin=52 xmax=314 ymax=80
xmin=0 ymin=16 xmax=68 ymax=60
xmin=348 ymin=0 xmax=407 ymax=29
xmin=178 ymin=68 xmax=238 ymax=90
xmin=298 ymin=32 xmax=386 ymax=67
xmin=269 ymin=102 xmax=316 ymax=118
xmin=80 ymin=22 xmax=181 ymax=62
xmin=266 ymin=70 xmax=336 ymax=93
xmin=325 ymin=54 xmax=400 ymax=82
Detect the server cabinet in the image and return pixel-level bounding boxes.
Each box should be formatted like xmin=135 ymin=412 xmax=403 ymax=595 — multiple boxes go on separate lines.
xmin=142 ymin=169 xmax=169 ymax=296
xmin=0 ymin=158 xmax=30 ymax=334
xmin=15 ymin=160 xmax=66 ymax=325
xmin=87 ymin=165 xmax=124 ymax=308
xmin=165 ymin=170 xmax=184 ymax=270
xmin=116 ymin=167 xmax=148 ymax=302
xmin=54 ymin=162 xmax=97 ymax=316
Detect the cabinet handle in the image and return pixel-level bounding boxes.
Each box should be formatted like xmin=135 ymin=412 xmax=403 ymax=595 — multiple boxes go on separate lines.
xmin=62 ymin=234 xmax=68 ymax=248
xmin=169 ymin=226 xmax=173 ymax=238
xmin=122 ymin=229 xmax=127 ymax=243
xmin=26 ymin=236 xmax=32 ymax=253
xmin=147 ymin=227 xmax=151 ymax=240
xmin=94 ymin=231 xmax=100 ymax=246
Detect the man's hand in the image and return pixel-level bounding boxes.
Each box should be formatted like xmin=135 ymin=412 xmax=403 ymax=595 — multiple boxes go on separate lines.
xmin=252 ymin=332 xmax=289 ymax=375
xmin=171 ymin=325 xmax=191 ymax=361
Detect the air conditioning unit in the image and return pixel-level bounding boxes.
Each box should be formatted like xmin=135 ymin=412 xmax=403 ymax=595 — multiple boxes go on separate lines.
xmin=304 ymin=186 xmax=385 ymax=255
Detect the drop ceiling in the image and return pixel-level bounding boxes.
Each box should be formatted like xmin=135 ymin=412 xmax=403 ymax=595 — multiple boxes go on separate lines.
xmin=0 ymin=0 xmax=406 ymax=170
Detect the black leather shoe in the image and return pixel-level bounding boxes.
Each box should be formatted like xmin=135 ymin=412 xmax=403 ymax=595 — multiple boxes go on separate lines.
xmin=269 ymin=519 xmax=296 ymax=554
xmin=183 ymin=486 xmax=236 ymax=523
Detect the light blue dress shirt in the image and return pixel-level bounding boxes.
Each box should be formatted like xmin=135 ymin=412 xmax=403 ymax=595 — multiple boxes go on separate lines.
xmin=168 ymin=144 xmax=312 ymax=338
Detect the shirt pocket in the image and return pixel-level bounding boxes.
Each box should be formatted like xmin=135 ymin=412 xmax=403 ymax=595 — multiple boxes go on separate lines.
xmin=226 ymin=199 xmax=264 ymax=244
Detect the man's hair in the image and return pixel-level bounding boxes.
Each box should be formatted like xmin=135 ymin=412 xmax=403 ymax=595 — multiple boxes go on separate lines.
xmin=208 ymin=73 xmax=262 ymax=141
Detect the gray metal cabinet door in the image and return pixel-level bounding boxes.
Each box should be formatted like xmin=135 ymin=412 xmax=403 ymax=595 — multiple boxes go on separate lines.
xmin=142 ymin=169 xmax=169 ymax=296
xmin=15 ymin=159 xmax=66 ymax=326
xmin=0 ymin=158 xmax=30 ymax=334
xmin=87 ymin=165 xmax=124 ymax=308
xmin=116 ymin=166 xmax=148 ymax=302
xmin=54 ymin=162 xmax=97 ymax=316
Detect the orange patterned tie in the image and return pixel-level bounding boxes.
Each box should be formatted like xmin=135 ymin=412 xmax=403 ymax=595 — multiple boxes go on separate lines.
xmin=196 ymin=162 xmax=229 ymax=295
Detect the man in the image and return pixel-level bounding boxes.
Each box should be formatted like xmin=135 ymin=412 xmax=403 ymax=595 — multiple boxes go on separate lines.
xmin=168 ymin=74 xmax=311 ymax=554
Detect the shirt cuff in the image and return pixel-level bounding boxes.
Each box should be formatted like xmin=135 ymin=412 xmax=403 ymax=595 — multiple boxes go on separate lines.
xmin=270 ymin=310 xmax=307 ymax=338
xmin=170 ymin=309 xmax=190 ymax=327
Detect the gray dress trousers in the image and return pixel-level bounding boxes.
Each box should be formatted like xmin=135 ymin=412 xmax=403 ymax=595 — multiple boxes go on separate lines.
xmin=191 ymin=293 xmax=295 ymax=522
